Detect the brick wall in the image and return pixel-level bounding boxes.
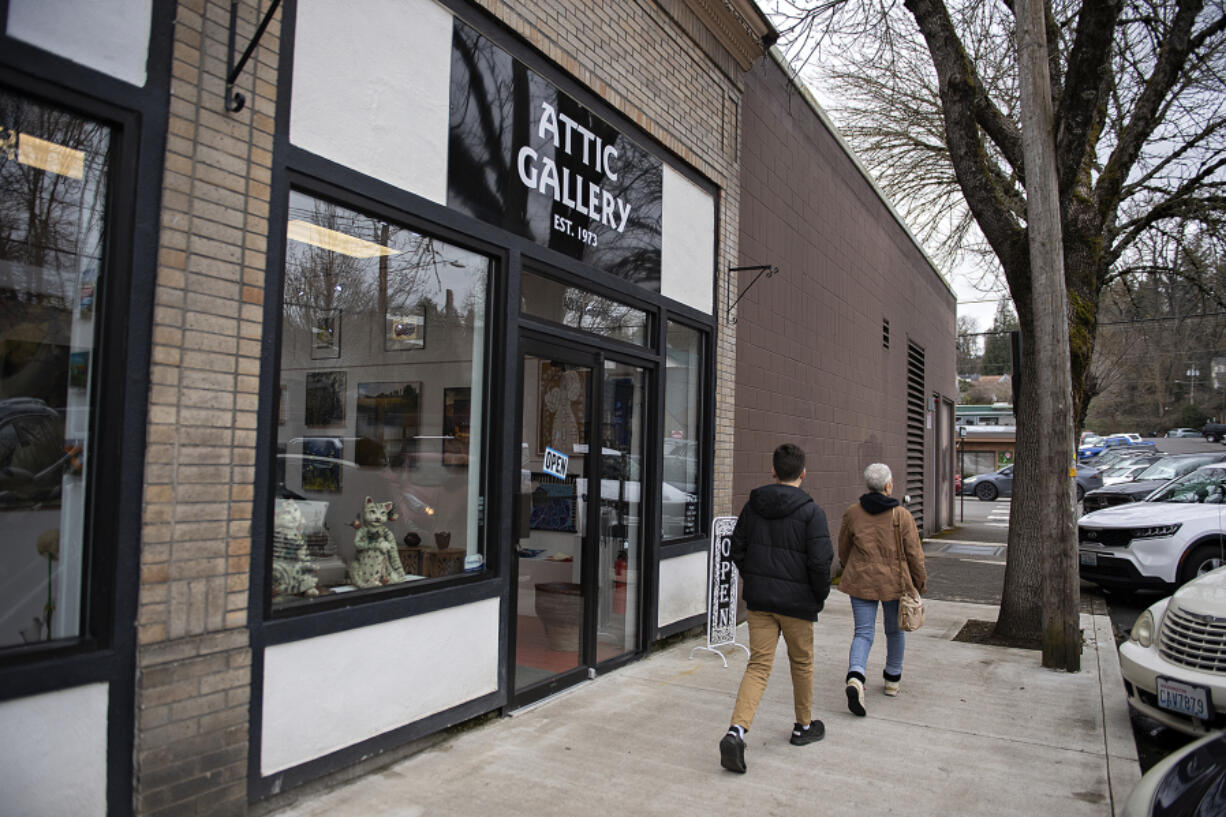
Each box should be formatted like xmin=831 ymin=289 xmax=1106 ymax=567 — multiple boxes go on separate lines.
xmin=133 ymin=0 xmax=279 ymax=814
xmin=471 ymin=0 xmax=744 ymax=514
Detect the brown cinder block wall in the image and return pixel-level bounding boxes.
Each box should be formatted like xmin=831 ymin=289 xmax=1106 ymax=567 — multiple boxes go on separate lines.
xmin=733 ymin=53 xmax=957 ymax=527
xmin=132 ymin=1 xmax=279 ymax=814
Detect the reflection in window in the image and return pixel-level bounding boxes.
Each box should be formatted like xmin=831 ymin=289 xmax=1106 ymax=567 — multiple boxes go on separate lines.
xmin=521 ymin=271 xmax=648 ymax=346
xmin=274 ymin=191 xmax=490 ymax=610
xmin=663 ymin=322 xmax=701 ymax=539
xmin=0 ymin=91 xmax=110 ymax=648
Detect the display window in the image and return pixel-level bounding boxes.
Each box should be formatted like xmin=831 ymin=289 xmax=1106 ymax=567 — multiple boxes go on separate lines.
xmin=663 ymin=321 xmax=702 ymax=540
xmin=272 ymin=190 xmax=491 ymax=610
xmin=0 ymin=89 xmax=109 ymax=650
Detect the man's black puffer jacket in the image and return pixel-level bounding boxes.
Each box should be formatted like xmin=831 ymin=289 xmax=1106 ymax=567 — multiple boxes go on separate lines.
xmin=730 ymin=484 xmax=833 ymax=621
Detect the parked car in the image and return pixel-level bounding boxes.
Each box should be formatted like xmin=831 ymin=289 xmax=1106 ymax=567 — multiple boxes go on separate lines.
xmin=1121 ymin=728 xmax=1226 ymax=816
xmin=1204 ymin=421 xmax=1226 ymax=443
xmin=1165 ymin=427 xmax=1201 ymax=438
xmin=1078 ymin=464 xmax=1226 ymax=594
xmin=1101 ymin=462 xmax=1158 ymax=486
xmin=1082 ymin=453 xmax=1226 ymax=513
xmin=961 ymin=463 xmax=1102 ymax=502
xmin=1081 ymin=447 xmax=1151 ymax=473
xmin=1118 ymin=565 xmax=1226 ymax=737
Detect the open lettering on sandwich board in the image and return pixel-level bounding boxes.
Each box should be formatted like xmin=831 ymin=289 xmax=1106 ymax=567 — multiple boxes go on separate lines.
xmin=707 ymin=517 xmax=738 ymax=647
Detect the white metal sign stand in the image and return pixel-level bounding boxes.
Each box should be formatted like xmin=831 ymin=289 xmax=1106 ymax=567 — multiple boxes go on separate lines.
xmin=690 ymin=516 xmax=750 ymax=667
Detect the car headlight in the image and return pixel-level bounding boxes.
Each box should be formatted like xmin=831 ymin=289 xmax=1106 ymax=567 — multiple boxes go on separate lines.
xmin=1131 ymin=610 xmax=1156 ymax=647
xmin=1131 ymin=524 xmax=1182 ymax=539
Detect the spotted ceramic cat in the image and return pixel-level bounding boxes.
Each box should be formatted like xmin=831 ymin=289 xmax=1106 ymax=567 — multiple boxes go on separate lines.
xmin=349 ymin=496 xmax=406 ymax=588
xmin=272 ymin=498 xmax=319 ymax=598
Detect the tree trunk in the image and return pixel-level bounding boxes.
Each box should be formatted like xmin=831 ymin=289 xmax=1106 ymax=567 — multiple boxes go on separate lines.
xmin=1017 ymin=0 xmax=1080 ymax=671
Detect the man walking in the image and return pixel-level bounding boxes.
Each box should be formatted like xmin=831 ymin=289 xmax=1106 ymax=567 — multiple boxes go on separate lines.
xmin=719 ymin=443 xmax=834 ymax=774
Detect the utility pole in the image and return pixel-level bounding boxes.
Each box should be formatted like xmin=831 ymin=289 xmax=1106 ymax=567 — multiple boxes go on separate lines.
xmin=1015 ymin=0 xmax=1079 ymax=670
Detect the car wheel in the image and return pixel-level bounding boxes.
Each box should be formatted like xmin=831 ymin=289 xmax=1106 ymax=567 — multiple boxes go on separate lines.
xmin=1179 ymin=544 xmax=1226 ymax=585
xmin=975 ymin=482 xmax=998 ymax=501
xmin=1075 ymin=483 xmax=1085 ymax=502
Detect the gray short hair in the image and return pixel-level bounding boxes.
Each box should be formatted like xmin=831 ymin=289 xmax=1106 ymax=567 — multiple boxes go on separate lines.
xmin=864 ymin=463 xmax=892 ymax=493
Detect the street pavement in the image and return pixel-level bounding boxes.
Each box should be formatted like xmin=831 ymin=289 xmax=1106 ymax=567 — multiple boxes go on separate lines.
xmin=263 ymin=596 xmax=1139 ymax=817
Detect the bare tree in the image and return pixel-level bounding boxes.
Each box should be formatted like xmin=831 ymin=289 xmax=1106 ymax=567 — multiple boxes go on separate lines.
xmin=770 ymin=0 xmax=1226 ymax=643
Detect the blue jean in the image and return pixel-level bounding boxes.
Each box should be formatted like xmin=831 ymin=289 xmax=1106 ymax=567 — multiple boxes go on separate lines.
xmin=848 ymin=596 xmax=905 ymax=678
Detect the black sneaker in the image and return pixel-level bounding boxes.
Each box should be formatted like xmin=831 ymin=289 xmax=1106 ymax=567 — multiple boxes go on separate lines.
xmin=719 ymin=730 xmax=747 ymax=773
xmin=790 ymin=719 xmax=825 ymax=746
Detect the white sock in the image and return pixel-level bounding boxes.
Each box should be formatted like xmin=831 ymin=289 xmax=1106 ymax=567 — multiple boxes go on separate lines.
xmin=727 ymin=725 xmax=745 ymax=738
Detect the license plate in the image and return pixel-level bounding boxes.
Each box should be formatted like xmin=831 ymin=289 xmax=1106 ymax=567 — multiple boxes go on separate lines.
xmin=1157 ymin=676 xmax=1214 ymax=720
xmin=1079 ymin=551 xmax=1097 ymax=567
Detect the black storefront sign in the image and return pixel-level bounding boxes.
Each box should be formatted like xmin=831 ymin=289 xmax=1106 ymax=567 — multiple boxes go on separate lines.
xmin=448 ymin=20 xmax=663 ymax=289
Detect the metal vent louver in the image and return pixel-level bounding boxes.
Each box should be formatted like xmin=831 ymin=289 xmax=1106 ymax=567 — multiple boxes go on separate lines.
xmin=1158 ymin=604 xmax=1226 ymax=673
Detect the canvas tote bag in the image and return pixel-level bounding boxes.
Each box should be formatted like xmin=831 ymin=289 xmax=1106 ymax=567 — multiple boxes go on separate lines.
xmin=893 ymin=507 xmax=925 ymax=631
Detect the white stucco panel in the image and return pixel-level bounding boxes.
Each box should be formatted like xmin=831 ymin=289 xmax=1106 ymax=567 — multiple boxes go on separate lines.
xmin=8 ymin=0 xmax=151 ymax=86
xmin=657 ymin=550 xmax=707 ymax=629
xmin=0 ymin=683 xmax=108 ymax=817
xmin=291 ymin=0 xmax=452 ymax=202
xmin=262 ymin=597 xmax=500 ymax=774
xmin=660 ymin=165 xmax=715 ymax=314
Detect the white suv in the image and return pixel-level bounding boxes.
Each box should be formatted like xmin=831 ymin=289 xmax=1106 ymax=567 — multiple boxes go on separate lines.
xmin=1119 ymin=565 xmax=1226 ymax=735
xmin=1078 ymin=465 xmax=1226 ymax=593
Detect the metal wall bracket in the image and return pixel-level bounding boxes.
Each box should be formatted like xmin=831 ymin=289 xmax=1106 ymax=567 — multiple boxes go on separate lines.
xmin=224 ymin=0 xmax=283 ymax=113
xmin=726 ymin=264 xmax=779 ymax=324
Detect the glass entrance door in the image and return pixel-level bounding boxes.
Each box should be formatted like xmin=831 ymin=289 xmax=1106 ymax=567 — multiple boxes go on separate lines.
xmin=514 ymin=351 xmax=594 ymax=696
xmin=512 ymin=344 xmax=647 ymax=702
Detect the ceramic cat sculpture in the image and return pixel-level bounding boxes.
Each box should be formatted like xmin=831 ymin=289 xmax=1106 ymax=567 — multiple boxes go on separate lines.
xmin=349 ymin=496 xmax=406 ymax=588
xmin=272 ymin=498 xmax=319 ymax=598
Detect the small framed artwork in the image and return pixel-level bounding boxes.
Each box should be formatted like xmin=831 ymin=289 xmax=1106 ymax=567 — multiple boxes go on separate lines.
xmin=442 ymin=387 xmax=472 ymax=466
xmin=305 ymin=371 xmax=346 ymax=426
xmin=68 ymin=350 xmax=90 ymax=388
xmin=385 ymin=303 xmax=426 ymax=351
xmin=302 ymin=438 xmax=342 ymax=493
xmin=529 ymin=475 xmax=578 ymax=532
xmin=310 ymin=307 xmax=341 ymax=359
xmin=356 ymin=381 xmax=421 ymax=464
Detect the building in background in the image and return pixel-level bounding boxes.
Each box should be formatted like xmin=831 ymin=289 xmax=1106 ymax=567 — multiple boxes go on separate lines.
xmin=0 ymin=1 xmax=953 ymax=814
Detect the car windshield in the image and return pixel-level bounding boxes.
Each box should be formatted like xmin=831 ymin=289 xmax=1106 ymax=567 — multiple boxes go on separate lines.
xmin=1147 ymin=467 xmax=1226 ymax=503
xmin=1138 ymin=456 xmax=1221 ymax=481
xmin=1103 ymin=464 xmax=1142 ymax=479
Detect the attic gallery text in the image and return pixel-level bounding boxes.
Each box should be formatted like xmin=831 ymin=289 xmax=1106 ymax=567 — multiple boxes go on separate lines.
xmin=517 ymin=100 xmax=633 ymax=237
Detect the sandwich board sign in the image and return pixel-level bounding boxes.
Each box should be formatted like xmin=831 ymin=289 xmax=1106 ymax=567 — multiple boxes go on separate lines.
xmin=690 ymin=516 xmax=749 ymax=667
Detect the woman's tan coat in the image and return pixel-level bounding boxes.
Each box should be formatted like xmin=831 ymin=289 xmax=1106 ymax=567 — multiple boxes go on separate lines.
xmin=837 ymin=501 xmax=926 ymax=601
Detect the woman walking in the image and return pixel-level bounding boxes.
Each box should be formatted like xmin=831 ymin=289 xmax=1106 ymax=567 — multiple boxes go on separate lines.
xmin=836 ymin=463 xmax=926 ymax=716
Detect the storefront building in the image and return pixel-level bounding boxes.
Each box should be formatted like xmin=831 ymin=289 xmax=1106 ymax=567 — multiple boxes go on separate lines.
xmin=0 ymin=1 xmax=952 ymax=815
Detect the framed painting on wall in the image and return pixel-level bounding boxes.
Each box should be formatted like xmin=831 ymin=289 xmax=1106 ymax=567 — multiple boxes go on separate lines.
xmin=302 ymin=437 xmax=342 ymax=493
xmin=537 ymin=360 xmax=587 ymax=454
xmin=385 ymin=302 xmax=426 ymax=351
xmin=356 ymin=381 xmax=420 ymax=464
xmin=442 ymin=387 xmax=471 ymax=466
xmin=309 ymin=307 xmax=341 ymax=359
xmin=305 ymin=371 xmax=346 ymax=426
xmin=529 ymin=475 xmax=577 ymax=532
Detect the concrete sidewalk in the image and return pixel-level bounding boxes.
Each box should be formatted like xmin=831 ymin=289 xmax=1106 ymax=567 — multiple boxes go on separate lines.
xmin=268 ymin=598 xmax=1140 ymax=817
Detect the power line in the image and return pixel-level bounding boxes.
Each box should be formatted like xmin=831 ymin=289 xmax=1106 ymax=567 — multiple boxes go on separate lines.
xmin=958 ymin=310 xmax=1226 ymax=338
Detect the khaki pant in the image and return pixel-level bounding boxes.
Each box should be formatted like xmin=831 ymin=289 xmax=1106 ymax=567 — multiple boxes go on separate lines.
xmin=729 ymin=609 xmax=814 ymax=730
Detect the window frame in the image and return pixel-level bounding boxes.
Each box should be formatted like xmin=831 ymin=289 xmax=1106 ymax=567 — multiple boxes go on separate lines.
xmin=657 ymin=311 xmax=713 ymax=556
xmin=0 ymin=75 xmax=140 ymax=675
xmin=260 ymin=177 xmax=504 ymax=624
